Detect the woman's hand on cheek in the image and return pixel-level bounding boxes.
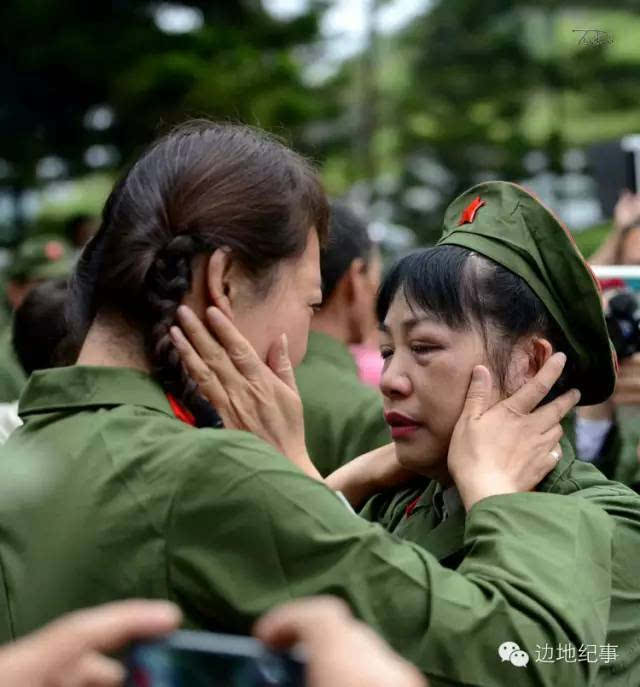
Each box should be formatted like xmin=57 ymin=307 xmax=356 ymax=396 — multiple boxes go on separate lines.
xmin=170 ymin=305 xmax=321 ymax=480
xmin=448 ymin=352 xmax=580 ymax=512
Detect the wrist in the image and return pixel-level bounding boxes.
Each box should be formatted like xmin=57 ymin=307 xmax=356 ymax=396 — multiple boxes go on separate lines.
xmin=289 ymin=450 xmax=322 ymax=481
xmin=326 ymin=453 xmax=382 ymax=509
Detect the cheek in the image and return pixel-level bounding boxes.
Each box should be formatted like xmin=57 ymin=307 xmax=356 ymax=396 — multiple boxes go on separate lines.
xmin=283 ymin=310 xmax=312 ymax=368
xmin=232 ymin=304 xmax=272 ymax=362
xmin=416 ymin=362 xmax=473 ymax=435
xmin=265 ymin=301 xmax=312 ymax=368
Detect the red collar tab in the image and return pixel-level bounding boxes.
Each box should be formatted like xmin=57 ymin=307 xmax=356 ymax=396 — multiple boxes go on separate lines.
xmin=167 ymin=393 xmax=196 ymax=426
xmin=457 ymin=196 xmax=486 ymax=226
xmin=405 ymin=495 xmax=421 ymax=518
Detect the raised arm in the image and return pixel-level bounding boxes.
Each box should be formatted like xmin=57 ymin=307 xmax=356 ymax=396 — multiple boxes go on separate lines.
xmin=169 ymin=429 xmax=612 ymax=686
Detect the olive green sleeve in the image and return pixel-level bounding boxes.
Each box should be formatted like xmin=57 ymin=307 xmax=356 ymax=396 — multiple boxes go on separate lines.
xmin=167 ymin=432 xmax=613 ymax=686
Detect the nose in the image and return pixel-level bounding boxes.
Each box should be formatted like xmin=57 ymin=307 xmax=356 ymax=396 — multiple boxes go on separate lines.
xmin=380 ymin=353 xmax=412 ymax=399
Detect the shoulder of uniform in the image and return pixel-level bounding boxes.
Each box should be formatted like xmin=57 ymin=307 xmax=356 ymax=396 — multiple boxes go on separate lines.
xmin=553 ymin=459 xmax=640 ymax=513
xmin=175 ymin=426 xmax=295 ymax=476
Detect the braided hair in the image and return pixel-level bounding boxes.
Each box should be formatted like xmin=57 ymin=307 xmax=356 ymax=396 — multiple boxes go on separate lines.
xmin=66 ymin=120 xmax=329 ymax=420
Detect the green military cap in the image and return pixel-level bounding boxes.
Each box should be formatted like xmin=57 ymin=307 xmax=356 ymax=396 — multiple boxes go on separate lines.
xmin=437 ymin=181 xmax=617 ymax=405
xmin=7 ymin=235 xmax=74 ymax=282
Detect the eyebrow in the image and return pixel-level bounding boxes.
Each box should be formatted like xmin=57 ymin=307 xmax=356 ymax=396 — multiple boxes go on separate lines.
xmin=378 ymin=316 xmax=438 ymax=334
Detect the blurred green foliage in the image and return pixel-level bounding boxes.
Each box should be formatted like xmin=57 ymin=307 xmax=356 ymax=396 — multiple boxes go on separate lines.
xmin=0 ymin=0 xmax=334 ymax=188
xmin=2 ymin=0 xmax=640 ymax=253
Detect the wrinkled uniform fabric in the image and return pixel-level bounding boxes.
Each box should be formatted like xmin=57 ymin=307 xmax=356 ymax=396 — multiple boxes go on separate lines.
xmin=0 ymin=366 xmax=618 ymax=686
xmin=361 ymin=439 xmax=640 ymax=685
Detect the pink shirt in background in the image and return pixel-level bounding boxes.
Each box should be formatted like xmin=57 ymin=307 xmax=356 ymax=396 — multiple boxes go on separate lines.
xmin=349 ymin=344 xmax=383 ymax=388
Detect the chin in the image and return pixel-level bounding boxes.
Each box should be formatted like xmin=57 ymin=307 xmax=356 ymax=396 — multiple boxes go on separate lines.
xmin=396 ymin=445 xmax=447 ymax=479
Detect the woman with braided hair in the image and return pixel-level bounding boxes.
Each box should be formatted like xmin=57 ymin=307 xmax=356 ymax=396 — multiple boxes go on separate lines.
xmin=0 ymin=121 xmax=608 ymax=687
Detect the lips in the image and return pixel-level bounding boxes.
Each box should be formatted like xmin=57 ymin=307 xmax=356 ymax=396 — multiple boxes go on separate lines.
xmin=384 ymin=411 xmax=422 ymax=439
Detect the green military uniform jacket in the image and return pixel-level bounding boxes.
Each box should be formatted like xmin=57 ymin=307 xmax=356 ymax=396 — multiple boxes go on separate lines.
xmin=0 ymin=366 xmax=618 ymax=686
xmin=0 ymin=324 xmax=26 ymax=402
xmin=361 ymin=439 xmax=640 ymax=685
xmin=295 ymin=331 xmax=390 ymax=476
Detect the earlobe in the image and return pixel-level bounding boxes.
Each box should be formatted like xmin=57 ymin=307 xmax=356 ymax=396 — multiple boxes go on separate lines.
xmin=347 ymin=258 xmax=367 ymax=303
xmin=206 ymin=249 xmax=234 ymax=320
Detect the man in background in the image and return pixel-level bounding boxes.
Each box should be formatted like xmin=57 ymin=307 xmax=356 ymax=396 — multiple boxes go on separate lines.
xmin=295 ymin=202 xmax=391 ymax=476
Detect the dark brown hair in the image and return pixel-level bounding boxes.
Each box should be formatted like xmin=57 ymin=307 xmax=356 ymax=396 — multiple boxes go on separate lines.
xmin=67 ymin=120 xmax=328 ymax=416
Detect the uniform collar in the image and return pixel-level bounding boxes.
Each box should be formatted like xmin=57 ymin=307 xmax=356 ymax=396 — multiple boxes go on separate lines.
xmin=303 ymin=331 xmax=358 ymax=374
xmin=18 ymin=366 xmax=174 ymax=418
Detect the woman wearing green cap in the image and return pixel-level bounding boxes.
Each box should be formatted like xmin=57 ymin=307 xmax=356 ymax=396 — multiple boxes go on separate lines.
xmin=175 ymin=181 xmax=640 ymax=686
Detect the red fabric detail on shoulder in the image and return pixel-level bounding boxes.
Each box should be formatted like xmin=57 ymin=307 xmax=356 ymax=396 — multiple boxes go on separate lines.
xmin=457 ymin=196 xmax=486 ymax=226
xmin=167 ymin=393 xmax=196 ymax=426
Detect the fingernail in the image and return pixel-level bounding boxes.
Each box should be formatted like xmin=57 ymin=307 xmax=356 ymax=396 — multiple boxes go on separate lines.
xmin=177 ymin=305 xmax=189 ymax=319
xmin=207 ymin=307 xmax=220 ymax=321
xmin=556 ymin=352 xmax=567 ymax=364
xmin=281 ymin=333 xmax=288 ymax=357
xmin=573 ymin=388 xmax=581 ymax=401
xmin=169 ymin=326 xmax=182 ymax=343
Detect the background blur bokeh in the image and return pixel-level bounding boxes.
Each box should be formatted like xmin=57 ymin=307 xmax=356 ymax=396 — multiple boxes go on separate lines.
xmin=2 ymin=0 xmax=640 ymax=256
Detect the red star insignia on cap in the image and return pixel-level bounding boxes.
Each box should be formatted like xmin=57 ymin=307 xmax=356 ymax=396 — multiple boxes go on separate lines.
xmin=457 ymin=196 xmax=486 ymax=226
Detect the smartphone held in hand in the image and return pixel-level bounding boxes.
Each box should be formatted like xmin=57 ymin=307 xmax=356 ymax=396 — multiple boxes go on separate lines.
xmin=125 ymin=630 xmax=305 ymax=686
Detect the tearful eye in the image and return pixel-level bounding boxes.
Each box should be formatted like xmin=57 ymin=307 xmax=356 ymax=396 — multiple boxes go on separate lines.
xmin=411 ymin=344 xmax=437 ymax=355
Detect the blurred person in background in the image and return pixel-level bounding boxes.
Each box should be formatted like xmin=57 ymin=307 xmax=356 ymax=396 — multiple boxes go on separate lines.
xmin=589 ymin=190 xmax=640 ymax=266
xmin=577 ymin=190 xmax=640 ymax=488
xmin=12 ymin=278 xmax=71 ymax=378
xmin=295 ymin=201 xmax=390 ymax=476
xmin=65 ymin=212 xmax=99 ymax=252
xmin=0 ymin=235 xmax=73 ymax=403
xmin=0 ymin=278 xmax=72 ymax=443
xmin=0 ymin=121 xmax=603 ymax=687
